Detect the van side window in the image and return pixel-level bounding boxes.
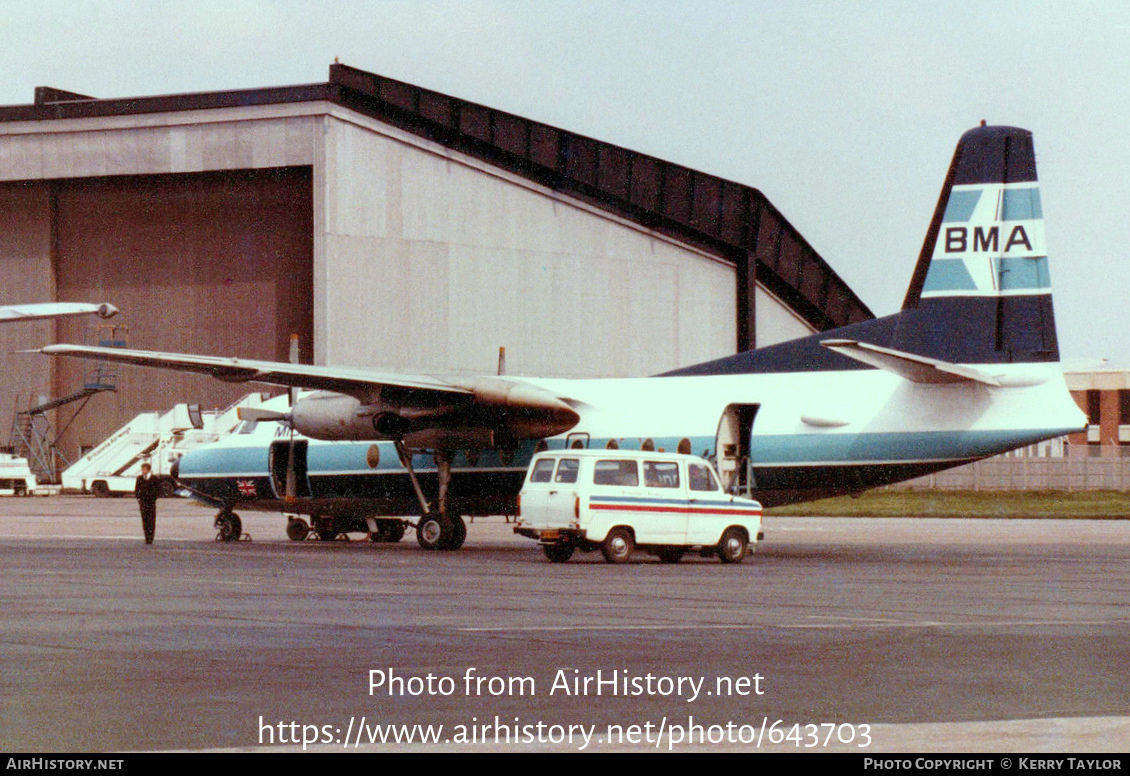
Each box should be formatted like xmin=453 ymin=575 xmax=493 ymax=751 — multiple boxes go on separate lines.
xmin=643 ymin=461 xmax=680 ymax=488
xmin=593 ymin=459 xmax=638 ymax=486
xmin=555 ymin=458 xmax=580 ymax=483
xmin=688 ymin=462 xmax=719 ymax=492
xmin=530 ymin=458 xmax=555 ymax=483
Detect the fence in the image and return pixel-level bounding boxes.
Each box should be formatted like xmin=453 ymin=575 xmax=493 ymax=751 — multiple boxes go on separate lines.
xmin=892 ymin=455 xmax=1130 ymax=491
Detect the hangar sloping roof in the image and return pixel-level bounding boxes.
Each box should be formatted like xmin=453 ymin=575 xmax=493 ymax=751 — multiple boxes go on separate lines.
xmin=1 ymin=62 xmax=873 ymax=345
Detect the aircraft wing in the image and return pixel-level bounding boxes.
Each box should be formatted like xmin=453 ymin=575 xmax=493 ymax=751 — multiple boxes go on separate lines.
xmin=0 ymin=302 xmax=118 ymax=322
xmin=39 ymin=344 xmax=581 ymax=444
xmin=39 ymin=344 xmax=472 ymax=400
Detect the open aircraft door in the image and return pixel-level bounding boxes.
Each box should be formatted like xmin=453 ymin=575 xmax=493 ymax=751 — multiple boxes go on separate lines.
xmin=715 ymin=404 xmax=759 ymax=495
xmin=269 ymin=439 xmax=312 ymax=499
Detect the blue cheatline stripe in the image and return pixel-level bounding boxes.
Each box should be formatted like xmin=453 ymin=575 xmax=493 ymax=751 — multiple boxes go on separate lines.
xmin=751 ymin=428 xmax=1079 ymax=465
xmin=996 ymin=256 xmax=1051 ymax=291
xmin=1001 ymin=188 xmax=1042 ymax=221
xmin=177 ymin=445 xmax=268 ymax=477
xmin=942 ymin=190 xmax=982 ymax=222
xmin=922 ymin=259 xmax=978 ymax=293
xmin=307 ymin=442 xmax=376 ymax=471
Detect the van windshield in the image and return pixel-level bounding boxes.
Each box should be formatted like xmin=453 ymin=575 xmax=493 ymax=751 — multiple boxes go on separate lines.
xmin=688 ymin=462 xmax=719 ymax=492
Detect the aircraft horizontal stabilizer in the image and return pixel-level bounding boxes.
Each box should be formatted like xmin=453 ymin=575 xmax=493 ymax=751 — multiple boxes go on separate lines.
xmin=819 ymin=339 xmax=1002 ymax=387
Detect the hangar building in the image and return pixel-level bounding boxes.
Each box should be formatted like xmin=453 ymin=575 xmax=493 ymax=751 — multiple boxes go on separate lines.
xmin=0 ymin=63 xmax=871 ymax=467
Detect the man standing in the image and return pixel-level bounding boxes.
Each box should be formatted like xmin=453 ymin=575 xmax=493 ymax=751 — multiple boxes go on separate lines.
xmin=135 ymin=462 xmax=161 ymax=544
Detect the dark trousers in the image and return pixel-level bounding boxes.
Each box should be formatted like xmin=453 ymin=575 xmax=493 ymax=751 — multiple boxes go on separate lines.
xmin=139 ymin=499 xmax=157 ymax=544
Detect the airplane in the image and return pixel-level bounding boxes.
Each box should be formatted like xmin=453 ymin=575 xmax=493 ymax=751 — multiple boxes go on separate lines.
xmin=1 ymin=302 xmax=118 ymax=323
xmin=40 ymin=125 xmax=1087 ymax=550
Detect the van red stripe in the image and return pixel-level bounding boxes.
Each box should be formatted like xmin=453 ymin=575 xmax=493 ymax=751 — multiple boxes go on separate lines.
xmin=590 ymin=503 xmax=761 ymax=517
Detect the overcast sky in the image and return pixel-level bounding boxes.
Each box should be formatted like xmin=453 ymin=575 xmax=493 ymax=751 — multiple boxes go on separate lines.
xmin=3 ymin=1 xmax=1127 ymax=365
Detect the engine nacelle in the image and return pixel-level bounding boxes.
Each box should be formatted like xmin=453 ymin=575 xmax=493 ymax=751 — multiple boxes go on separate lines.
xmin=290 ymin=392 xmax=377 ymax=440
xmin=288 ymin=380 xmax=580 ymax=445
xmin=289 ymin=391 xmax=459 ymax=441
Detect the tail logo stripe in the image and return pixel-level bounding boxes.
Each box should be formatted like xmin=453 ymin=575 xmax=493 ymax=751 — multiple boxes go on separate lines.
xmin=942 ymin=189 xmax=983 ymax=222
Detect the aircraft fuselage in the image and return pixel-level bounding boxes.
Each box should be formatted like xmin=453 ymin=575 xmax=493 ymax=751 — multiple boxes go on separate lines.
xmin=174 ymin=360 xmax=1084 ymax=515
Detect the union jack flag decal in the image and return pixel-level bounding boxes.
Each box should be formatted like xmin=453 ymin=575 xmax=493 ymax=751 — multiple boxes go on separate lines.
xmin=236 ymin=479 xmax=257 ymax=496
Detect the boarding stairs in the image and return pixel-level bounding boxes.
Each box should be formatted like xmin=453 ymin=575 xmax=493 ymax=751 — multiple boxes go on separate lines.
xmin=7 ymin=326 xmax=126 ymax=483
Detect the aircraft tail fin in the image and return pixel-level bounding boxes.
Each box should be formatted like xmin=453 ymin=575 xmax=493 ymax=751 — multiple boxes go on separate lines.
xmin=662 ymin=125 xmax=1060 ymax=378
xmin=896 ymin=124 xmax=1058 ymax=364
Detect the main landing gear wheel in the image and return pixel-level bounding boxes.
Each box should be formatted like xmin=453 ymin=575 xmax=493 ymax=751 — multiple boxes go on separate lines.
xmin=215 ymin=512 xmax=242 ymax=543
xmin=369 ymin=520 xmax=407 ymax=543
xmin=601 ymin=527 xmax=634 ymax=564
xmin=716 ymin=527 xmax=748 ymax=564
xmin=445 ymin=516 xmax=467 ymax=550
xmin=312 ymin=515 xmax=339 ymax=541
xmin=416 ymin=514 xmax=467 ymax=551
xmin=286 ymin=517 xmax=310 ymax=542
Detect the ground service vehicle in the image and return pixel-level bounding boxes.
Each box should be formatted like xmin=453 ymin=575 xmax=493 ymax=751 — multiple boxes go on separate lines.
xmin=515 ymin=450 xmax=762 ymax=564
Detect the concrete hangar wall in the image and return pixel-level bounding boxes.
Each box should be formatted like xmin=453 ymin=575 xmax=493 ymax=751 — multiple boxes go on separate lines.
xmin=0 ymin=65 xmax=872 ymax=465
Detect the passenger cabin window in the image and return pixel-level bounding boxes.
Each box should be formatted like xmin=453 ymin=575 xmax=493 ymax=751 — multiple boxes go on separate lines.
xmin=643 ymin=461 xmax=680 ymax=488
xmin=593 ymin=459 xmax=639 ymax=486
xmin=688 ymin=463 xmax=719 ymax=492
xmin=555 ymin=458 xmax=580 ymax=483
xmin=530 ymin=458 xmax=555 ymax=483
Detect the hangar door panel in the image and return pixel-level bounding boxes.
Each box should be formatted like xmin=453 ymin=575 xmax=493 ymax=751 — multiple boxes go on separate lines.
xmin=51 ymin=168 xmax=313 ymax=461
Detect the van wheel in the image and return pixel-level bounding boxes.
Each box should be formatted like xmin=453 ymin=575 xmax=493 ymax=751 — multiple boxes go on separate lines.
xmin=601 ymin=528 xmax=634 ymax=564
xmin=657 ymin=546 xmax=685 ymax=564
xmin=543 ymin=543 xmax=575 ymax=563
xmin=716 ymin=527 xmax=748 ymax=563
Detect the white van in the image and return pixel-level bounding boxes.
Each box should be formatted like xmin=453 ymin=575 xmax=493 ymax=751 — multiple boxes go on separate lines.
xmin=515 ymin=449 xmax=762 ymax=564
